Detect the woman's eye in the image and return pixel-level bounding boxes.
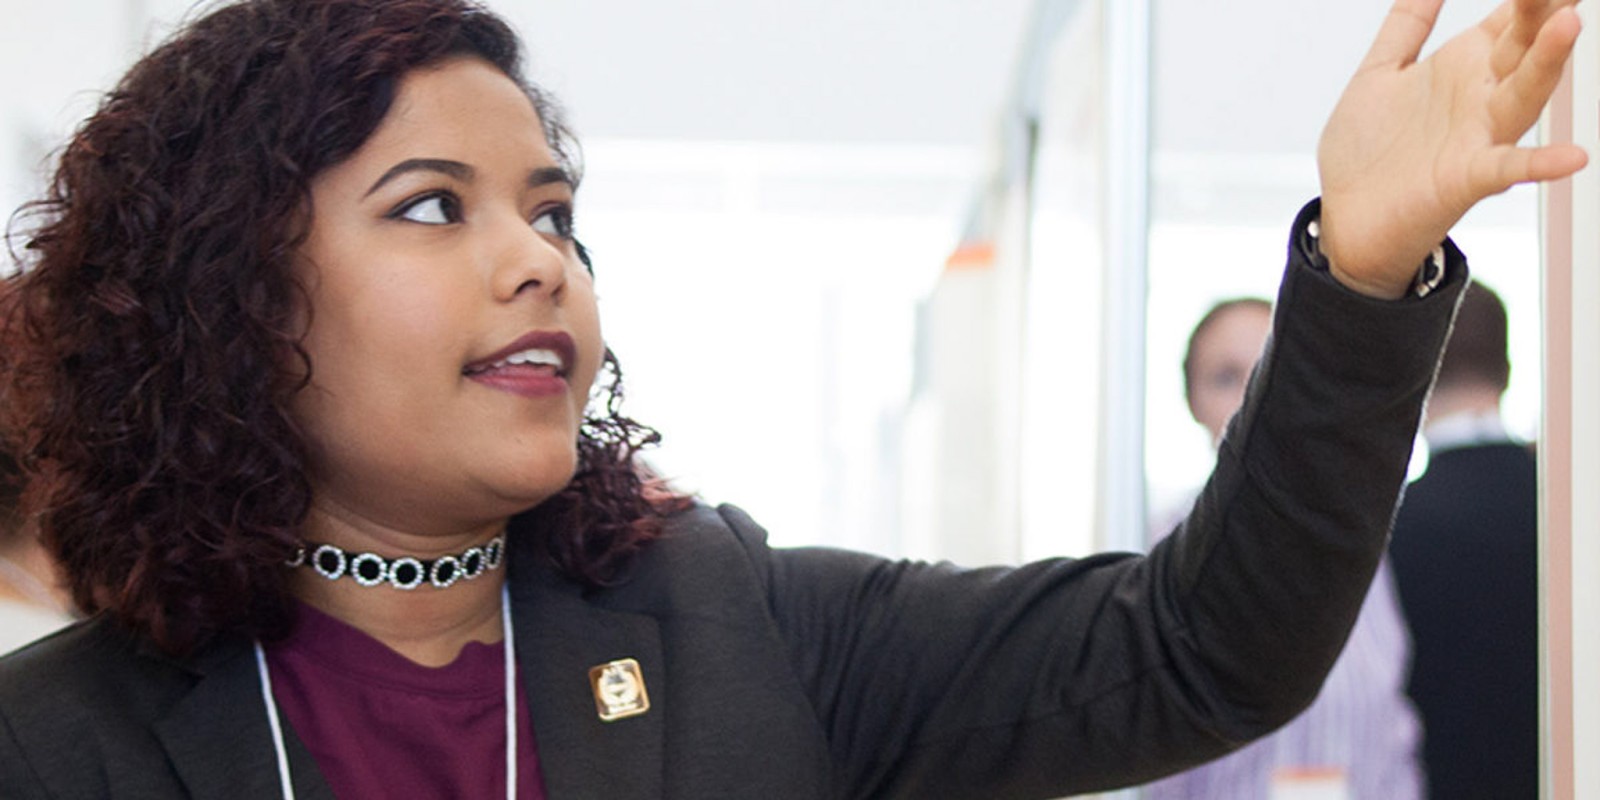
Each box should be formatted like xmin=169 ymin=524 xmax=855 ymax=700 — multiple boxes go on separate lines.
xmin=532 ymin=206 xmax=574 ymax=238
xmin=391 ymin=193 xmax=460 ymax=225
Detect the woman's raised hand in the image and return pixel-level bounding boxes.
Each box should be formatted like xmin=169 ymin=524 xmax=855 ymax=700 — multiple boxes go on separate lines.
xmin=1317 ymin=0 xmax=1588 ymax=298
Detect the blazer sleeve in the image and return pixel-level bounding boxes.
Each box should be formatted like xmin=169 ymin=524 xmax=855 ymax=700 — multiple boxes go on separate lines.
xmin=741 ymin=199 xmax=1464 ymax=800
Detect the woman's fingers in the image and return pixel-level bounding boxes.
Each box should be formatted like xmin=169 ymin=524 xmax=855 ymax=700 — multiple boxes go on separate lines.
xmin=1489 ymin=6 xmax=1582 ymax=137
xmin=1361 ymin=0 xmax=1446 ymax=69
xmin=1314 ymin=0 xmax=1587 ymax=296
xmin=1491 ymin=0 xmax=1579 ymax=78
xmin=1470 ymin=143 xmax=1589 ymax=196
xmin=1463 ymin=145 xmax=1587 ymax=203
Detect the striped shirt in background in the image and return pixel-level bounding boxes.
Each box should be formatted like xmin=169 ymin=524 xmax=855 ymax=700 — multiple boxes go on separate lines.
xmin=1140 ymin=501 xmax=1423 ymax=800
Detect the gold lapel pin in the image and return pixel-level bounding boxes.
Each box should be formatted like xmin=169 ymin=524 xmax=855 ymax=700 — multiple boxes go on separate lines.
xmin=589 ymin=658 xmax=650 ymax=722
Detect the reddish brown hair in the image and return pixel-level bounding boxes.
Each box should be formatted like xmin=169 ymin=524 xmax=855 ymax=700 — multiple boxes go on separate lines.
xmin=1 ymin=0 xmax=673 ymax=654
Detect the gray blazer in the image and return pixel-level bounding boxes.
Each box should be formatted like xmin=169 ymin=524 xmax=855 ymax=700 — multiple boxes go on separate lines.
xmin=0 ymin=201 xmax=1465 ymax=799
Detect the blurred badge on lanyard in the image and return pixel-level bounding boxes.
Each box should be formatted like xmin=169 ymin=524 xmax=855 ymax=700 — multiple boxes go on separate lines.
xmin=1271 ymin=767 xmax=1350 ymax=800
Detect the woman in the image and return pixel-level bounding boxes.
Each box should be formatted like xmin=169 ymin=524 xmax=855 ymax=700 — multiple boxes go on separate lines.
xmin=0 ymin=0 xmax=1584 ymax=798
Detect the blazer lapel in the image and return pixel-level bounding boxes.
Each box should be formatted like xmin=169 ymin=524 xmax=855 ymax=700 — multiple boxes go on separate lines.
xmin=510 ymin=557 xmax=665 ymax=800
xmin=151 ymin=639 xmax=336 ymax=800
xmin=148 ymin=561 xmax=664 ymax=799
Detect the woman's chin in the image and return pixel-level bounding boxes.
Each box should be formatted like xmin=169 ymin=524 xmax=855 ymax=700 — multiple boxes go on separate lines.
xmin=486 ymin=461 xmax=581 ymax=513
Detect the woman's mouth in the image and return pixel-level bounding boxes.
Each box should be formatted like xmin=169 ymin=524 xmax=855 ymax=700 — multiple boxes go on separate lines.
xmin=463 ymin=332 xmax=576 ymax=398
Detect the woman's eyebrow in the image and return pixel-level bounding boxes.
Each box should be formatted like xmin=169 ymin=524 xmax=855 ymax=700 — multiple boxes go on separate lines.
xmin=362 ymin=161 xmax=572 ymax=197
xmin=364 ymin=158 xmax=474 ymax=197
xmin=527 ymin=166 xmax=574 ymax=190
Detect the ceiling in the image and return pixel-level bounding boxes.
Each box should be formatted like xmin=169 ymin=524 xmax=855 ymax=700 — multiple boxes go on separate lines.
xmin=0 ymin=0 xmax=1519 ymax=225
xmin=5 ymin=1 xmax=1513 ymax=154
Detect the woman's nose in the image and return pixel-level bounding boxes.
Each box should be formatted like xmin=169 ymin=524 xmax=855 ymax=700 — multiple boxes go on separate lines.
xmin=489 ymin=213 xmax=569 ymax=301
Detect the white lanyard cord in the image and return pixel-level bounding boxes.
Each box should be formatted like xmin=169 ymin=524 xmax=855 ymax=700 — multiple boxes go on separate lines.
xmin=254 ymin=583 xmax=517 ymax=800
xmin=502 ymin=582 xmax=518 ymax=798
xmin=254 ymin=639 xmax=296 ymax=800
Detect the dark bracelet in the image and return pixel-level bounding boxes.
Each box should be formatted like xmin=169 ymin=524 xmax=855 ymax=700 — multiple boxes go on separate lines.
xmin=1305 ymin=216 xmax=1447 ymax=299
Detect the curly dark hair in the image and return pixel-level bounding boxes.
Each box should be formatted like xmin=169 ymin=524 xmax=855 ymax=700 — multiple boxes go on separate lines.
xmin=0 ymin=0 xmax=675 ymax=655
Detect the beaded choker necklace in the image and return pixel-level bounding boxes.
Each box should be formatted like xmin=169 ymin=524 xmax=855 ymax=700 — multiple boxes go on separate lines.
xmin=288 ymin=535 xmax=505 ymax=590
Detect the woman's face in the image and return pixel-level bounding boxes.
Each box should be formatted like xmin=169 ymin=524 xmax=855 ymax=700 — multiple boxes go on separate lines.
xmin=290 ymin=56 xmax=602 ymax=538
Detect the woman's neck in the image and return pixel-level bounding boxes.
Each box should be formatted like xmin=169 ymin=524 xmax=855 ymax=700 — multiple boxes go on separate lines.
xmin=289 ymin=510 xmax=511 ymax=667
xmin=292 ymin=571 xmax=507 ymax=667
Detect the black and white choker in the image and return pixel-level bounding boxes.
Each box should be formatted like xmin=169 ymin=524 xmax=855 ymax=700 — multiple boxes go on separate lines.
xmin=287 ymin=535 xmax=506 ymax=590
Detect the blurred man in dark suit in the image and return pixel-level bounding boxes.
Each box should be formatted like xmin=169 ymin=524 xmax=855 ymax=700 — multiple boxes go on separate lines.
xmin=1389 ymin=282 xmax=1537 ymax=800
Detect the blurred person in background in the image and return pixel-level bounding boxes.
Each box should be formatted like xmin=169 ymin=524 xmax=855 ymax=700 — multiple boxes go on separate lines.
xmin=0 ymin=446 xmax=74 ymax=654
xmin=1142 ymin=297 xmax=1423 ymax=800
xmin=0 ymin=276 xmax=75 ymax=653
xmin=1389 ymin=281 xmax=1538 ymax=800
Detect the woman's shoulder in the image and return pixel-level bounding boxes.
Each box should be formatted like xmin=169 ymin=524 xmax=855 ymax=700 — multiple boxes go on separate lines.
xmin=547 ymin=499 xmax=894 ymax=639
xmin=660 ymin=502 xmax=769 ymax=549
xmin=0 ymin=614 xmax=211 ymax=719
xmin=0 ymin=616 xmax=143 ymax=700
xmin=0 ymin=615 xmax=261 ymax=796
xmin=2 ymin=613 xmax=129 ymax=666
xmin=615 ymin=502 xmax=776 ymax=599
xmin=624 ymin=501 xmax=772 ymax=572
xmin=622 ymin=502 xmax=899 ymax=611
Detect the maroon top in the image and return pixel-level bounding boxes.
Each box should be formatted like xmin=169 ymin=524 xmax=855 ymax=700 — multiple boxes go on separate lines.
xmin=264 ymin=603 xmax=546 ymax=799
